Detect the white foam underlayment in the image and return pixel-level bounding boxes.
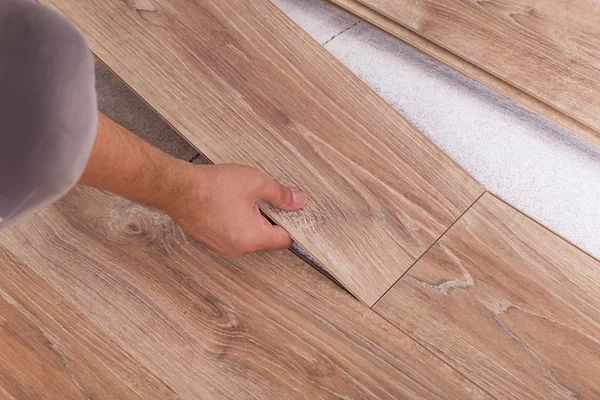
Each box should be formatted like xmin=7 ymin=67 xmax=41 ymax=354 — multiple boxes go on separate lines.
xmin=273 ymin=0 xmax=600 ymax=260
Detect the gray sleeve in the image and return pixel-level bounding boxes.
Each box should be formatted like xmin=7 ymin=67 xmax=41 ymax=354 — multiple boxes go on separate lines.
xmin=0 ymin=0 xmax=98 ymax=230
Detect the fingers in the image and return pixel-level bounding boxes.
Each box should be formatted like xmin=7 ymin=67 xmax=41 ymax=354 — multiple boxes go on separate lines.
xmin=228 ymin=222 xmax=292 ymax=257
xmin=226 ymin=211 xmax=293 ymax=256
xmin=259 ymin=224 xmax=293 ymax=250
xmin=249 ymin=214 xmax=293 ymax=252
xmin=257 ymin=175 xmax=307 ymax=211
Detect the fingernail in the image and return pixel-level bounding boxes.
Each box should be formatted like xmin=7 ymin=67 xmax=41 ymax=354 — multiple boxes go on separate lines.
xmin=292 ymin=190 xmax=307 ymax=206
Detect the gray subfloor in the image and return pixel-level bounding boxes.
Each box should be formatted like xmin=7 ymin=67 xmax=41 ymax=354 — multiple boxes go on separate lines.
xmin=95 ymin=59 xmax=198 ymax=162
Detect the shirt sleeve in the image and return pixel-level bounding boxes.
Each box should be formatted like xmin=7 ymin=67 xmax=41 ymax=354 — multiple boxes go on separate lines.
xmin=0 ymin=0 xmax=97 ymax=230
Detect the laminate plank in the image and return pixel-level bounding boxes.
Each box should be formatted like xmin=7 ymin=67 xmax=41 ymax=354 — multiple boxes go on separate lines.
xmin=328 ymin=0 xmax=600 ymax=147
xmin=350 ymin=0 xmax=600 ymax=144
xmin=0 ymin=246 xmax=176 ymax=399
xmin=0 ymin=186 xmax=489 ymax=399
xmin=40 ymin=0 xmax=483 ymax=306
xmin=375 ymin=192 xmax=600 ymax=398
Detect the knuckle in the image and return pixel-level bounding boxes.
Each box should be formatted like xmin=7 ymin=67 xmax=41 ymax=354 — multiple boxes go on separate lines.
xmin=279 ymin=185 xmax=292 ymax=204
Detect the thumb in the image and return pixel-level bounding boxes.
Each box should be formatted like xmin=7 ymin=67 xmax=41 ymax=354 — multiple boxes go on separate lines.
xmin=258 ymin=176 xmax=307 ymax=211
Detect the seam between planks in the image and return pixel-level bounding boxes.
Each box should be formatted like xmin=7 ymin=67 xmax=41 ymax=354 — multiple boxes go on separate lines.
xmin=367 ymin=189 xmax=495 ymax=400
xmin=370 ymin=191 xmax=486 ymax=309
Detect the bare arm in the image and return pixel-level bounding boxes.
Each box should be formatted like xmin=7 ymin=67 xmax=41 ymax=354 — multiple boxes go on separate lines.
xmin=81 ymin=112 xmax=307 ymax=257
xmin=80 ymin=112 xmax=186 ymax=211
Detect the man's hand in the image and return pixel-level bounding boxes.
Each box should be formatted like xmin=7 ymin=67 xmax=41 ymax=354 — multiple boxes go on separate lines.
xmin=164 ymin=163 xmax=307 ymax=257
xmin=81 ymin=112 xmax=307 ymax=257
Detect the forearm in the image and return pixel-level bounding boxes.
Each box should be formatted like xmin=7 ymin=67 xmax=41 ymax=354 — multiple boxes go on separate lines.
xmin=80 ymin=112 xmax=192 ymax=211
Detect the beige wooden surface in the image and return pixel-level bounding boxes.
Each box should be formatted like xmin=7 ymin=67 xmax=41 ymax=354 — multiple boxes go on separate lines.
xmin=375 ymin=193 xmax=600 ymax=399
xmin=39 ymin=0 xmax=483 ymax=306
xmin=0 ymin=186 xmax=489 ymax=399
xmin=349 ymin=0 xmax=600 ymax=144
xmin=0 ymin=246 xmax=177 ymax=399
xmin=329 ymin=0 xmax=600 ymax=147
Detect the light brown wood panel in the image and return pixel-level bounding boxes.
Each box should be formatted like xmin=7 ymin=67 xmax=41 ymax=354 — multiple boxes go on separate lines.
xmin=328 ymin=0 xmax=600 ymax=147
xmin=375 ymin=193 xmax=600 ymax=398
xmin=0 ymin=186 xmax=489 ymax=399
xmin=0 ymin=246 xmax=176 ymax=399
xmin=40 ymin=0 xmax=483 ymax=306
xmin=350 ymin=0 xmax=600 ymax=143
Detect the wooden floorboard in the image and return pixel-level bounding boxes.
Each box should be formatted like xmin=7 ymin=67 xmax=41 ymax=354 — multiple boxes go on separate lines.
xmin=40 ymin=0 xmax=483 ymax=306
xmin=0 ymin=186 xmax=489 ymax=399
xmin=328 ymin=0 xmax=600 ymax=147
xmin=374 ymin=193 xmax=600 ymax=399
xmin=349 ymin=0 xmax=600 ymax=144
xmin=0 ymin=246 xmax=177 ymax=399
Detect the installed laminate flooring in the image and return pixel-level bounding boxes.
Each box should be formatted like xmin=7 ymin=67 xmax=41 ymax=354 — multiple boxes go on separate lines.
xmin=328 ymin=0 xmax=600 ymax=147
xmin=40 ymin=0 xmax=483 ymax=306
xmin=375 ymin=193 xmax=600 ymax=399
xmin=347 ymin=0 xmax=600 ymax=144
xmin=0 ymin=247 xmax=176 ymax=399
xmin=0 ymin=186 xmax=488 ymax=399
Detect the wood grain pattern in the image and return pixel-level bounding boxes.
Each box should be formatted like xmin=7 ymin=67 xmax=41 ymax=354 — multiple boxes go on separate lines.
xmin=349 ymin=0 xmax=600 ymax=143
xmin=0 ymin=246 xmax=176 ymax=399
xmin=0 ymin=186 xmax=489 ymax=399
xmin=375 ymin=193 xmax=600 ymax=398
xmin=40 ymin=0 xmax=483 ymax=305
xmin=328 ymin=0 xmax=600 ymax=147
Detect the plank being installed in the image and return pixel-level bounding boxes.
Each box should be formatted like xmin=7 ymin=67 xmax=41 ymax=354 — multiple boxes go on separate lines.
xmin=375 ymin=193 xmax=600 ymax=399
xmin=0 ymin=186 xmax=488 ymax=399
xmin=40 ymin=0 xmax=483 ymax=306
xmin=349 ymin=0 xmax=600 ymax=143
xmin=328 ymin=0 xmax=600 ymax=147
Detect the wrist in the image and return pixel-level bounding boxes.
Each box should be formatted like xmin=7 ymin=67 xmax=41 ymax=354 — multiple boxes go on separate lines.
xmin=145 ymin=156 xmax=196 ymax=213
